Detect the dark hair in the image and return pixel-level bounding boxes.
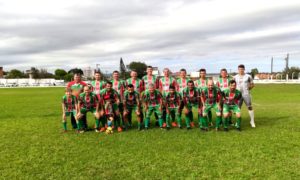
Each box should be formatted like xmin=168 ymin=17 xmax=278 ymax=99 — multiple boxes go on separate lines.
xmin=94 ymin=71 xmax=101 ymax=75
xmin=187 ymin=80 xmax=194 ymax=85
xmin=106 ymin=81 xmax=113 ymax=85
xmin=180 ymin=68 xmax=186 ymax=72
xmin=199 ymin=68 xmax=206 ymax=73
xmin=147 ymin=66 xmax=153 ymax=69
xmin=127 ymin=84 xmax=134 ymax=88
xmin=113 ymin=70 xmax=119 ymax=74
xmin=220 ymin=68 xmax=227 ymax=72
xmin=169 ymin=85 xmax=175 ymax=90
xmin=73 ymin=73 xmax=81 ymax=77
xmin=229 ymin=80 xmax=236 ymax=85
xmin=238 ymin=64 xmax=245 ymax=69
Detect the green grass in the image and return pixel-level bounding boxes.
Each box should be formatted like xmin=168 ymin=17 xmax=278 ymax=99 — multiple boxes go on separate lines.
xmin=0 ymin=85 xmax=299 ymax=179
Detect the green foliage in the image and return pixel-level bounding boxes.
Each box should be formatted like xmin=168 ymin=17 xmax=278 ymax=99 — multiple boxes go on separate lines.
xmin=6 ymin=69 xmax=25 ymax=78
xmin=68 ymin=68 xmax=83 ymax=75
xmin=127 ymin=61 xmax=147 ymax=78
xmin=282 ymin=66 xmax=300 ymax=79
xmin=0 ymin=85 xmax=299 ymax=179
xmin=54 ymin=69 xmax=67 ymax=80
xmin=251 ymin=68 xmax=259 ymax=78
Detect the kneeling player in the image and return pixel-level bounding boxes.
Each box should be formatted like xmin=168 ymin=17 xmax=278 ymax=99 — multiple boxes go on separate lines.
xmin=61 ymin=88 xmax=78 ymax=132
xmin=143 ymin=83 xmax=163 ymax=129
xmin=123 ymin=84 xmax=142 ymax=130
xmin=201 ymin=80 xmax=222 ymax=131
xmin=164 ymin=85 xmax=182 ymax=129
xmin=222 ymin=80 xmax=242 ymax=131
xmin=76 ymin=86 xmax=100 ymax=133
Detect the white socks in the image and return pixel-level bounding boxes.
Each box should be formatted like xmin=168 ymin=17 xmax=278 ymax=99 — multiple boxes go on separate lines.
xmin=248 ymin=110 xmax=255 ymax=128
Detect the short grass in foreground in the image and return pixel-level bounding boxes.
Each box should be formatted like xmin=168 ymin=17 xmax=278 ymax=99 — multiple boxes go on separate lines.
xmin=0 ymin=84 xmax=299 ymax=179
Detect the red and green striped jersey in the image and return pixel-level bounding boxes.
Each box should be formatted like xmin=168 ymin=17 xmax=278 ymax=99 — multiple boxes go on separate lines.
xmin=126 ymin=78 xmax=144 ymax=93
xmin=142 ymin=75 xmax=159 ymax=90
xmin=164 ymin=92 xmax=181 ymax=108
xmin=216 ymin=77 xmax=232 ymax=92
xmin=67 ymin=81 xmax=87 ymax=97
xmin=111 ymin=79 xmax=126 ymax=100
xmin=123 ymin=90 xmax=140 ymax=107
xmin=176 ymin=78 xmax=191 ymax=94
xmin=62 ymin=95 xmax=77 ymax=112
xmin=79 ymin=92 xmax=98 ymax=110
xmin=144 ymin=89 xmax=162 ymax=107
xmin=91 ymin=80 xmax=106 ymax=95
xmin=201 ymin=86 xmax=221 ymax=105
xmin=182 ymin=87 xmax=201 ymax=105
xmin=194 ymin=78 xmax=208 ymax=90
xmin=100 ymin=89 xmax=119 ymax=104
xmin=159 ymin=76 xmax=176 ymax=93
xmin=222 ymin=89 xmax=242 ymax=105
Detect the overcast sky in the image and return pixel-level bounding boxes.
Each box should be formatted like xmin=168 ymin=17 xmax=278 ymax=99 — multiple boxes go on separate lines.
xmin=0 ymin=0 xmax=300 ymax=73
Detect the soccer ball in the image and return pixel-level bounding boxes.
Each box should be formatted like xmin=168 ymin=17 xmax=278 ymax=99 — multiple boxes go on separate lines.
xmin=106 ymin=127 xmax=113 ymax=134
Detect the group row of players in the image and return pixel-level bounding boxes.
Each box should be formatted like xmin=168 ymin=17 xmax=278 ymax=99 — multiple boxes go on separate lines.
xmin=62 ymin=64 xmax=256 ymax=133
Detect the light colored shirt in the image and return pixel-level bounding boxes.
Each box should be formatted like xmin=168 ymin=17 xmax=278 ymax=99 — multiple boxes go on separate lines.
xmin=234 ymin=74 xmax=253 ymax=95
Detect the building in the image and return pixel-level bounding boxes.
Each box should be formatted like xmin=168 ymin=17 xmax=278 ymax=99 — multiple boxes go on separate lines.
xmin=0 ymin=67 xmax=3 ymax=78
xmin=83 ymin=67 xmax=93 ymax=79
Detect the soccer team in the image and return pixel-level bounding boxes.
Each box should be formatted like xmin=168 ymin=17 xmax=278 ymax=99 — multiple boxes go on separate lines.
xmin=61 ymin=64 xmax=256 ymax=133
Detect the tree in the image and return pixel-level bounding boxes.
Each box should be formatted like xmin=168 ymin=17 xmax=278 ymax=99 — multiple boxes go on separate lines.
xmin=7 ymin=69 xmax=25 ymax=78
xmin=39 ymin=69 xmax=54 ymax=78
xmin=120 ymin=58 xmax=127 ymax=79
xmin=127 ymin=61 xmax=147 ymax=79
xmin=251 ymin=68 xmax=259 ymax=79
xmin=64 ymin=73 xmax=73 ymax=82
xmin=282 ymin=66 xmax=300 ymax=79
xmin=30 ymin=67 xmax=39 ymax=79
xmin=68 ymin=68 xmax=83 ymax=75
xmin=55 ymin=69 xmax=67 ymax=80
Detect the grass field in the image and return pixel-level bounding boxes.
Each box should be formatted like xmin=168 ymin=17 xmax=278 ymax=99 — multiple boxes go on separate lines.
xmin=0 ymin=84 xmax=299 ymax=179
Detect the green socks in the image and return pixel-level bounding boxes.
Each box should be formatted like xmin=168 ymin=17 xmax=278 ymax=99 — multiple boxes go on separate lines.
xmin=62 ymin=122 xmax=67 ymax=130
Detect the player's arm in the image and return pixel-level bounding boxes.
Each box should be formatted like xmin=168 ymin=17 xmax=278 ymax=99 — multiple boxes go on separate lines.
xmin=248 ymin=76 xmax=255 ymax=90
xmin=200 ymin=91 xmax=206 ymax=109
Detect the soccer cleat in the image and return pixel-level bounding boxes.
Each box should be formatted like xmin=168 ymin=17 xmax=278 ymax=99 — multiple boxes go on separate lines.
xmin=166 ymin=127 xmax=170 ymax=131
xmin=236 ymin=127 xmax=241 ymax=132
xmin=215 ymin=128 xmax=220 ymax=131
xmin=144 ymin=127 xmax=149 ymax=130
xmin=162 ymin=123 xmax=167 ymax=128
xmin=155 ymin=121 xmax=159 ymax=127
xmin=77 ymin=130 xmax=85 ymax=134
xmin=209 ymin=122 xmax=214 ymax=127
xmin=95 ymin=129 xmax=100 ymax=133
xmin=187 ymin=126 xmax=191 ymax=130
xmin=178 ymin=126 xmax=182 ymax=129
xmin=250 ymin=121 xmax=256 ymax=128
xmin=190 ymin=122 xmax=195 ymax=128
xmin=100 ymin=127 xmax=106 ymax=132
xmin=171 ymin=122 xmax=177 ymax=127
xmin=117 ymin=127 xmax=123 ymax=132
xmin=224 ymin=128 xmax=229 ymax=132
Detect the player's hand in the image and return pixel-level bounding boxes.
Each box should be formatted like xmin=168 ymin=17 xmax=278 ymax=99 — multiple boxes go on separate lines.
xmin=62 ymin=114 xmax=66 ymax=120
xmin=184 ymin=108 xmax=189 ymax=114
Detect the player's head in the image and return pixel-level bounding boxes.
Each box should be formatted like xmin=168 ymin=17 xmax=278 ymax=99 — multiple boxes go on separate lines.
xmin=127 ymin=84 xmax=134 ymax=93
xmin=148 ymin=83 xmax=155 ymax=93
xmin=229 ymin=80 xmax=237 ymax=91
xmin=94 ymin=71 xmax=101 ymax=81
xmin=187 ymin=80 xmax=194 ymax=89
xmin=180 ymin=68 xmax=187 ymax=78
xmin=163 ymin=68 xmax=170 ymax=77
xmin=113 ymin=70 xmax=119 ymax=79
xmin=220 ymin=68 xmax=228 ymax=78
xmin=130 ymin=70 xmax=138 ymax=79
xmin=106 ymin=81 xmax=113 ymax=91
xmin=207 ymin=80 xmax=214 ymax=90
xmin=169 ymin=85 xmax=175 ymax=94
xmin=146 ymin=66 xmax=153 ymax=75
xmin=65 ymin=87 xmax=72 ymax=96
xmin=74 ymin=73 xmax=81 ymax=83
xmin=238 ymin=64 xmax=245 ymax=75
xmin=83 ymin=85 xmax=91 ymax=94
xmin=199 ymin=69 xmax=206 ymax=79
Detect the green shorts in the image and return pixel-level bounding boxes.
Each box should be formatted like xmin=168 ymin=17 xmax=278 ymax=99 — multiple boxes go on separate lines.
xmin=146 ymin=105 xmax=162 ymax=118
xmin=223 ymin=104 xmax=241 ymax=114
xmin=203 ymin=103 xmax=220 ymax=116
xmin=126 ymin=105 xmax=139 ymax=112
xmin=65 ymin=110 xmax=76 ymax=116
xmin=80 ymin=108 xmax=97 ymax=114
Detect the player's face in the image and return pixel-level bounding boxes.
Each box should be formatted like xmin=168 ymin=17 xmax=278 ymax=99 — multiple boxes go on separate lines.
xmin=113 ymin=72 xmax=119 ymax=80
xmin=221 ymin=71 xmax=227 ymax=78
xmin=230 ymin=83 xmax=236 ymax=91
xmin=163 ymin=69 xmax=169 ymax=77
xmin=66 ymin=91 xmax=71 ymax=97
xmin=188 ymin=82 xmax=194 ymax=89
xmin=208 ymin=82 xmax=213 ymax=90
xmin=74 ymin=75 xmax=81 ymax=83
xmin=84 ymin=87 xmax=90 ymax=94
xmin=149 ymin=86 xmax=154 ymax=93
xmin=169 ymin=88 xmax=175 ymax=94
xmin=95 ymin=73 xmax=101 ymax=81
xmin=147 ymin=68 xmax=153 ymax=75
xmin=180 ymin=71 xmax=186 ymax=78
xmin=106 ymin=84 xmax=112 ymax=91
xmin=238 ymin=68 xmax=245 ymax=75
xmin=200 ymin=71 xmax=206 ymax=79
xmin=131 ymin=71 xmax=137 ymax=78
xmin=128 ymin=87 xmax=134 ymax=93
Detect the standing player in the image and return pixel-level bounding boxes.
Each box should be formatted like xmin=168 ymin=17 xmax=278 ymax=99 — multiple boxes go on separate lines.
xmin=182 ymin=80 xmax=202 ymax=129
xmin=159 ymin=68 xmax=177 ymax=127
xmin=76 ymin=86 xmax=100 ymax=133
xmin=143 ymin=83 xmax=163 ymax=129
xmin=222 ymin=80 xmax=242 ymax=131
xmin=234 ymin=64 xmax=256 ymax=128
xmin=61 ymin=88 xmax=78 ymax=132
xmin=67 ymin=73 xmax=87 ymax=129
xmin=111 ymin=71 xmax=126 ymax=130
xmin=123 ymin=84 xmax=142 ymax=130
xmin=100 ymin=81 xmax=122 ymax=132
xmin=201 ymin=80 xmax=222 ymax=131
xmin=164 ymin=85 xmax=182 ymax=129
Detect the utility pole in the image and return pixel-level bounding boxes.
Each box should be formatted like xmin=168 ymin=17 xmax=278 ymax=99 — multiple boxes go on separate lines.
xmin=285 ymin=53 xmax=289 ymax=70
xmin=271 ymin=57 xmax=273 ymax=73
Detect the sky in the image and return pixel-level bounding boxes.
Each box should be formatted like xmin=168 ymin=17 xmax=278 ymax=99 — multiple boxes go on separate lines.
xmin=0 ymin=0 xmax=300 ymax=74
